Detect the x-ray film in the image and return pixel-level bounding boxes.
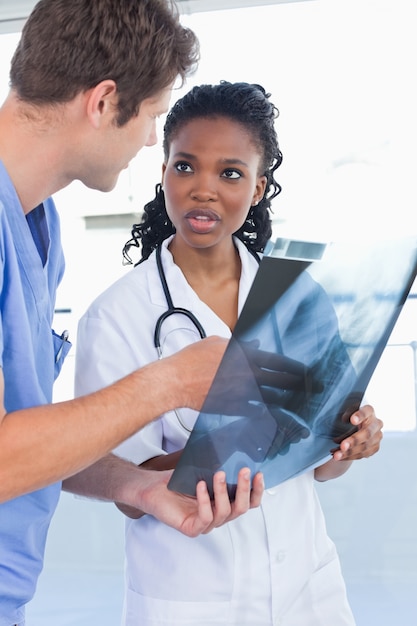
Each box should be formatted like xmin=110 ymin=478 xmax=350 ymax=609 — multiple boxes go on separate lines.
xmin=168 ymin=236 xmax=417 ymax=498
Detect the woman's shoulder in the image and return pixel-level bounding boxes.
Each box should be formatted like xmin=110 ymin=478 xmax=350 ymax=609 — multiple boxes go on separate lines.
xmin=83 ymin=255 xmax=156 ymax=316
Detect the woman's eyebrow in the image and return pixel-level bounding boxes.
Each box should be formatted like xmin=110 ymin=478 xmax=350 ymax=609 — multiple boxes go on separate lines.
xmin=172 ymin=151 xmax=195 ymax=160
xmin=220 ymin=157 xmax=249 ymax=168
xmin=171 ymin=152 xmax=249 ymax=168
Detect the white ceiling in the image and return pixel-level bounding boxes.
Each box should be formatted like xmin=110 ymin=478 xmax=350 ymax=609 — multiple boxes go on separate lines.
xmin=0 ymin=0 xmax=309 ymax=34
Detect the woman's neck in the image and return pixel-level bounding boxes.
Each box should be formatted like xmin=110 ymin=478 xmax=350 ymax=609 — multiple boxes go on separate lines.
xmin=168 ymin=237 xmax=241 ymax=330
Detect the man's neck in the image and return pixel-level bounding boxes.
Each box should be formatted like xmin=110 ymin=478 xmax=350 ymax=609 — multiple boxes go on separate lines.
xmin=0 ymin=91 xmax=72 ymax=213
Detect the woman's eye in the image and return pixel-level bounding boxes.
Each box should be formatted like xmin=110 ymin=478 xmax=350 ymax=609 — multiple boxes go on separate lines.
xmin=175 ymin=162 xmax=193 ymax=173
xmin=222 ymin=169 xmax=242 ymax=179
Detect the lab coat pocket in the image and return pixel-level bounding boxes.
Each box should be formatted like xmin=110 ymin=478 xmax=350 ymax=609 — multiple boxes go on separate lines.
xmin=124 ymin=588 xmax=231 ymax=626
xmin=52 ymin=329 xmax=72 ymax=379
xmin=281 ymin=551 xmax=355 ymax=625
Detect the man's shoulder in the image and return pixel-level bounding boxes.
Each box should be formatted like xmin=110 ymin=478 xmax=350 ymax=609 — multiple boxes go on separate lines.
xmin=0 ymin=197 xmax=11 ymax=249
xmin=0 ymin=159 xmax=14 ymax=193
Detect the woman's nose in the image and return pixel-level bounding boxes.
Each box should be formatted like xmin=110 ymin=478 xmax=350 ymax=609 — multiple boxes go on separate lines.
xmin=190 ymin=176 xmax=217 ymax=202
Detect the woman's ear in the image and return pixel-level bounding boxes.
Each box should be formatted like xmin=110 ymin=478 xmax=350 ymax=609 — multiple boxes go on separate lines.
xmin=85 ymin=80 xmax=118 ymax=129
xmin=252 ymin=175 xmax=267 ymax=206
xmin=161 ymin=163 xmax=167 ymax=188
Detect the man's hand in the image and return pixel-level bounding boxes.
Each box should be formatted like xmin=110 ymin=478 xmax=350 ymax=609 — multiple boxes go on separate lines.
xmin=165 ymin=336 xmax=228 ymax=412
xmin=164 ymin=336 xmax=318 ymax=417
xmin=117 ymin=467 xmax=264 ymax=537
xmin=200 ymin=337 xmax=320 ymax=418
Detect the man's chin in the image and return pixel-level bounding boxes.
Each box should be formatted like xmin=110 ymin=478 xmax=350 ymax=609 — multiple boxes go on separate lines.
xmin=85 ymin=176 xmax=119 ymax=193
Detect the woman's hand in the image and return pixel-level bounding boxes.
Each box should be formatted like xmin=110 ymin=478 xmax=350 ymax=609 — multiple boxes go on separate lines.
xmin=332 ymin=404 xmax=383 ymax=461
xmin=315 ymin=404 xmax=383 ymax=481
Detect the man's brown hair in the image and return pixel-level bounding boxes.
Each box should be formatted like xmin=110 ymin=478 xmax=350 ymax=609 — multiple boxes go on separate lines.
xmin=10 ymin=0 xmax=199 ymax=125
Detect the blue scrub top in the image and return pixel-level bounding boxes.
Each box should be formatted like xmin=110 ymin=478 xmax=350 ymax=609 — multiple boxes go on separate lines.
xmin=0 ymin=160 xmax=71 ymax=625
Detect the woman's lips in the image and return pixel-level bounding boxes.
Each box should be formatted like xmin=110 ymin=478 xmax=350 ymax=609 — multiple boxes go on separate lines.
xmin=185 ymin=208 xmax=220 ymax=234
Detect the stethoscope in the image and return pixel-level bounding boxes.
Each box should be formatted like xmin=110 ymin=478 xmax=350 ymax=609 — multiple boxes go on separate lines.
xmin=154 ymin=244 xmax=207 ymax=358
xmin=153 ymin=244 xmax=207 ymax=432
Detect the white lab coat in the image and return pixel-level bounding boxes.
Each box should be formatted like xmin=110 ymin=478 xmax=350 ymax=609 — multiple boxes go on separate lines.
xmin=75 ymin=237 xmax=355 ymax=626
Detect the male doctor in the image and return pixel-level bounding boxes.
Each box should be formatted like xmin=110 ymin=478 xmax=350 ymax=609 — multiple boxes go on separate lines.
xmin=0 ymin=2 xmax=270 ymax=624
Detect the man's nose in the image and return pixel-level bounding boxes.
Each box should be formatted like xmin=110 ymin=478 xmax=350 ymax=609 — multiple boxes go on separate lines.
xmin=145 ymin=120 xmax=158 ymax=147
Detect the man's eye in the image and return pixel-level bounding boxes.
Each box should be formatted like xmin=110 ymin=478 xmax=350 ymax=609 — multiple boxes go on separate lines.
xmin=175 ymin=162 xmax=193 ymax=173
xmin=222 ymin=169 xmax=241 ymax=179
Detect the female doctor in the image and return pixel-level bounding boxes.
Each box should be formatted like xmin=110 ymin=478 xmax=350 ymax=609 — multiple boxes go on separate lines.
xmin=75 ymin=82 xmax=383 ymax=626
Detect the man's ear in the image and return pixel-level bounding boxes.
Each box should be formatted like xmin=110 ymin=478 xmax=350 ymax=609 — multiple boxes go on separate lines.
xmin=85 ymin=80 xmax=118 ymax=129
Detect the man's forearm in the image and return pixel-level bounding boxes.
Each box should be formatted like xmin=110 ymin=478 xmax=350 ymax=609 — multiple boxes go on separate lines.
xmin=62 ymin=453 xmax=140 ymax=501
xmin=0 ymin=338 xmax=225 ymax=502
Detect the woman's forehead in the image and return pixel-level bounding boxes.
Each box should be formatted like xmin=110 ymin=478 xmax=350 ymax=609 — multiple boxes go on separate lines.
xmin=169 ymin=116 xmax=259 ymax=152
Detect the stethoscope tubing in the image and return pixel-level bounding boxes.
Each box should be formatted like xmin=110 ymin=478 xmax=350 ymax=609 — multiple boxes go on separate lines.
xmin=154 ymin=245 xmax=207 ymax=357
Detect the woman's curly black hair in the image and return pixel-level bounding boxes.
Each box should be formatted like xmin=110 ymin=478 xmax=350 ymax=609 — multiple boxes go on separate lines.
xmin=123 ymin=81 xmax=283 ymax=264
